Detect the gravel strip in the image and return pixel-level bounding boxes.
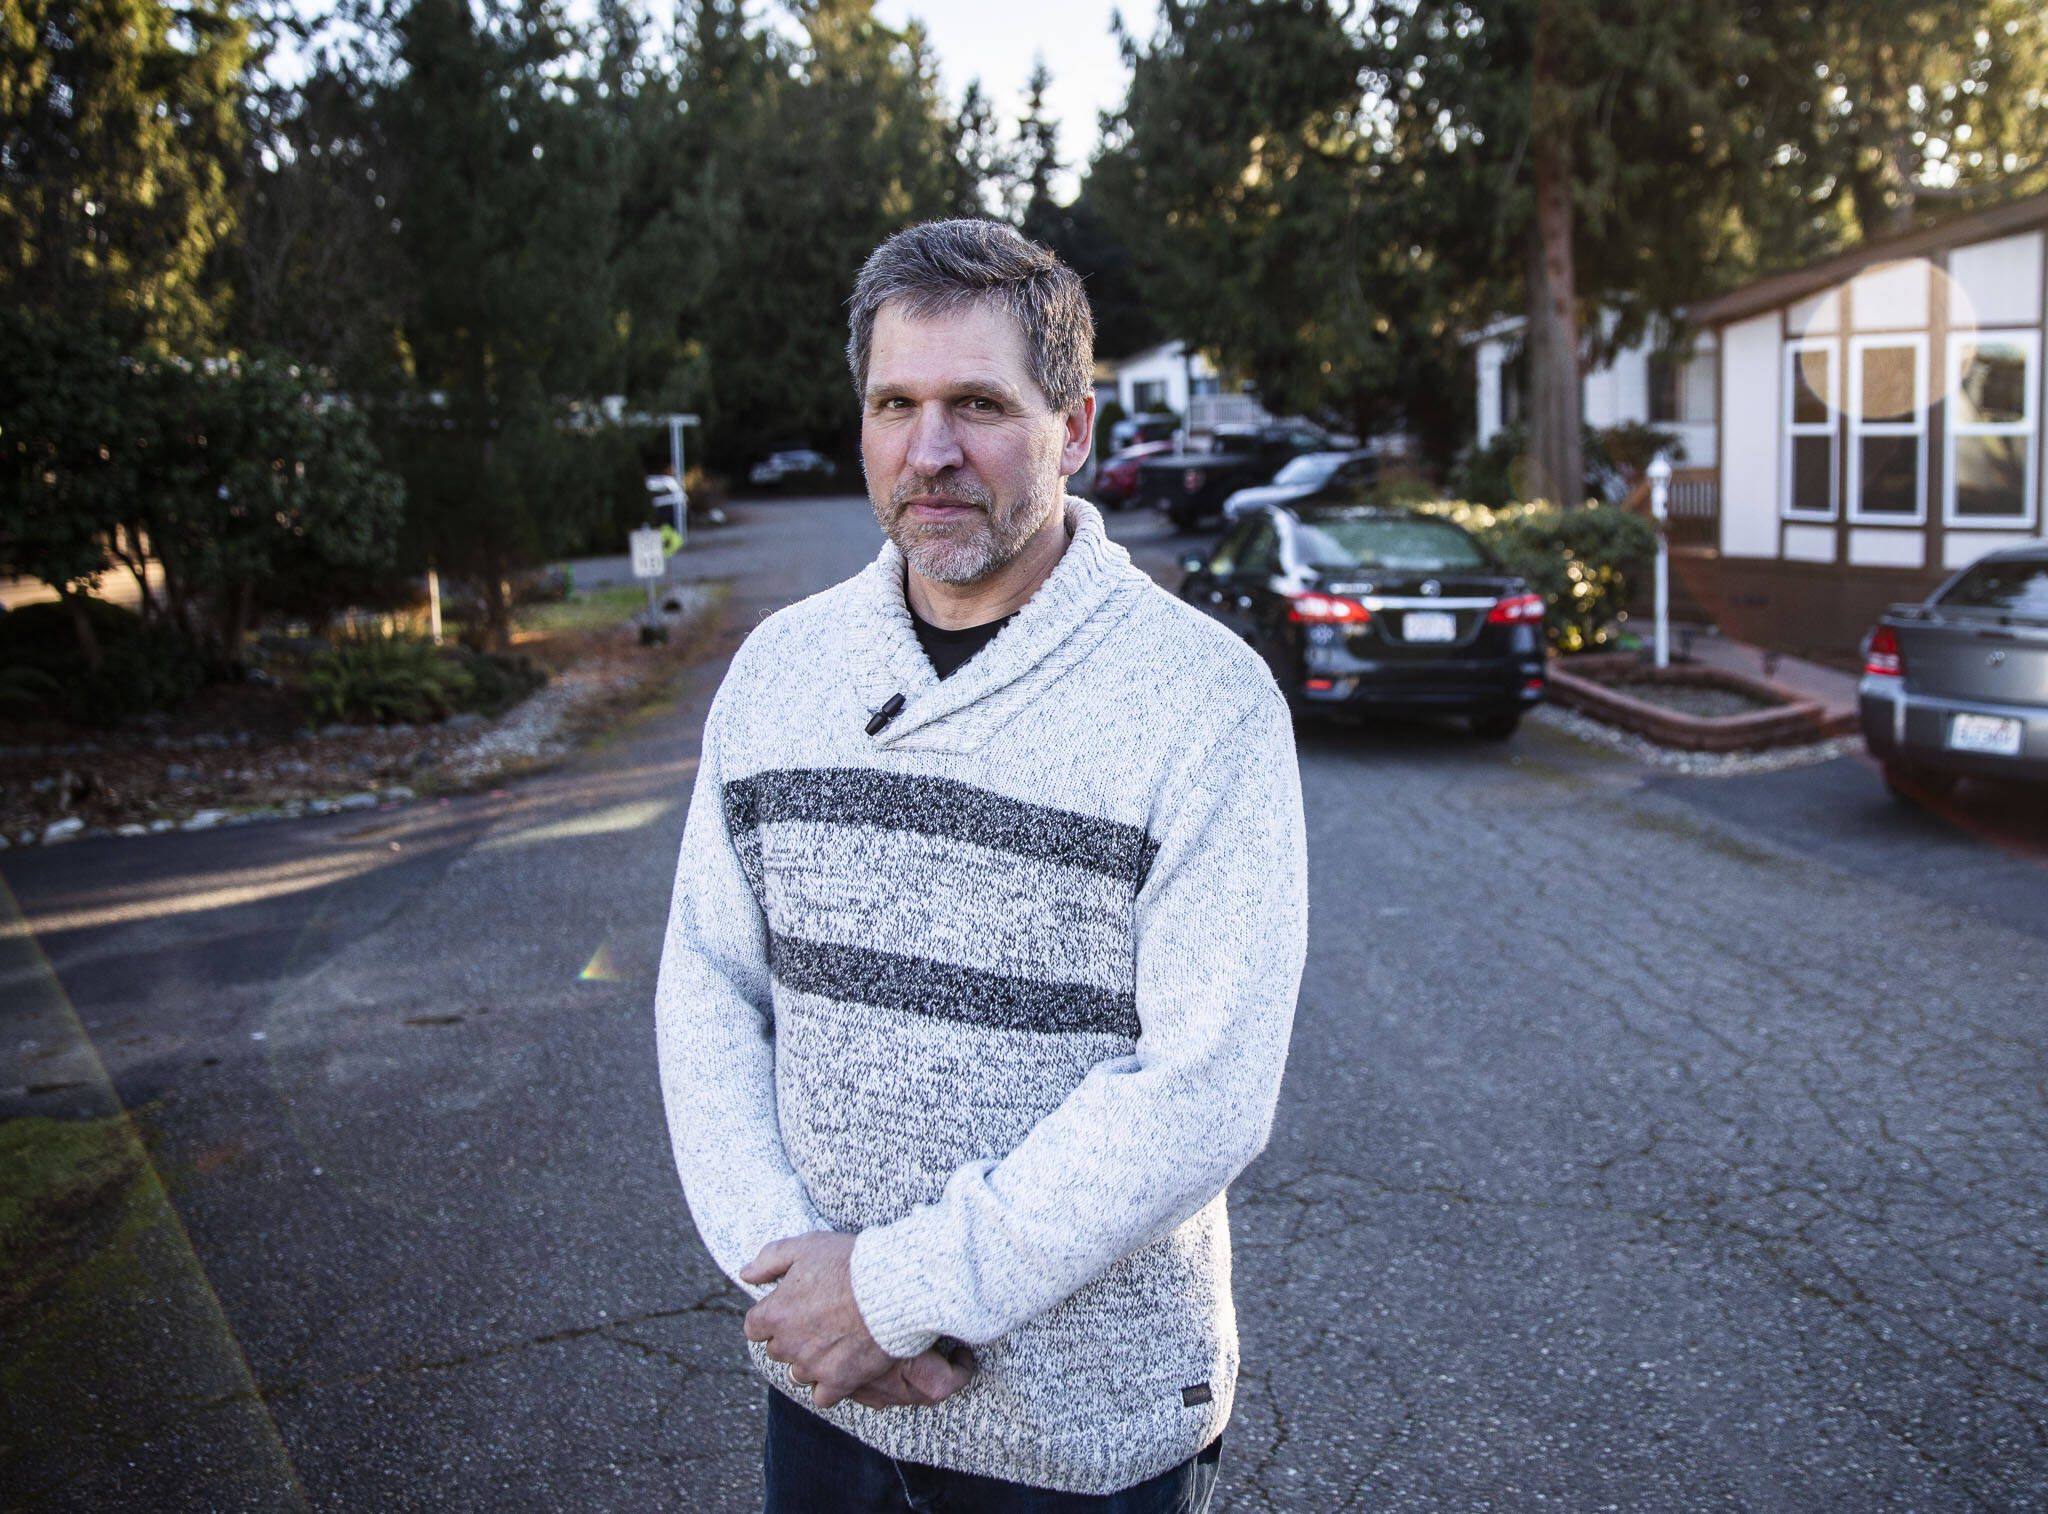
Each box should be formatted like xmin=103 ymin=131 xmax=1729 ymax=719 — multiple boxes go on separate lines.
xmin=1 ymin=585 xmax=720 ymax=845
xmin=1530 ymin=701 xmax=1864 ymax=777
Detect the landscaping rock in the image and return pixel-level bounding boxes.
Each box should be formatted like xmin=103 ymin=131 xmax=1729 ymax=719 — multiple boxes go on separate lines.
xmin=115 ymin=824 xmax=150 ymax=837
xmin=42 ymin=817 xmax=85 ymax=843
xmin=336 ymin=792 xmax=380 ymax=812
xmin=182 ymin=809 xmax=229 ymax=831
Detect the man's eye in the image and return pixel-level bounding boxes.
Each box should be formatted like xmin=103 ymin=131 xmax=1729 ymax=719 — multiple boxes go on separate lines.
xmin=963 ymin=397 xmax=998 ymax=413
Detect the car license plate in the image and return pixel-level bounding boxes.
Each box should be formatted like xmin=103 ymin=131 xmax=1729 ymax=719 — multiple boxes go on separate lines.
xmin=1947 ymin=713 xmax=2022 ymax=756
xmin=1403 ymin=611 xmax=1456 ymax=643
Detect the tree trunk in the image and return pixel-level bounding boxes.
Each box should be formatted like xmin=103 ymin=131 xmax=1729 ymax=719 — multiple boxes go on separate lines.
xmin=482 ymin=566 xmax=513 ymax=652
xmin=220 ymin=579 xmax=255 ymax=665
xmin=58 ymin=586 xmax=104 ymax=672
xmin=112 ymin=523 xmax=158 ymax=624
xmin=1526 ymin=7 xmax=1584 ymax=507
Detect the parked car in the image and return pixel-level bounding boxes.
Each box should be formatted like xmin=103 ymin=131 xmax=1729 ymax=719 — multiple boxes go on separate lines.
xmin=748 ymin=449 xmax=836 ymax=489
xmin=1091 ymin=441 xmax=1174 ymax=510
xmin=1221 ymin=449 xmax=1379 ymax=523
xmin=1858 ymin=544 xmax=2048 ymax=801
xmin=1178 ymin=504 xmax=1547 ymax=738
xmin=1108 ymin=412 xmax=1180 ymax=451
xmin=1136 ymin=423 xmax=1341 ymax=530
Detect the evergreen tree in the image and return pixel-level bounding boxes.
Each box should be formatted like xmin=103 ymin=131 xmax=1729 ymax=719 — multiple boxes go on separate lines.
xmin=657 ymin=0 xmax=974 ymax=469
xmin=366 ymin=0 xmax=624 ymax=646
xmin=0 ymin=0 xmax=250 ymax=352
xmin=1015 ymin=57 xmax=1060 ymax=231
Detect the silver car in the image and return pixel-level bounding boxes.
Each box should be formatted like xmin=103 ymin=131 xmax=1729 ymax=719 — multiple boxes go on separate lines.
xmin=1859 ymin=545 xmax=2048 ymax=800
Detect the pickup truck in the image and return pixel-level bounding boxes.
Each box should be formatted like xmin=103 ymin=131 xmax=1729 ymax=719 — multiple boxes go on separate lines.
xmin=1134 ymin=423 xmax=1342 ymax=530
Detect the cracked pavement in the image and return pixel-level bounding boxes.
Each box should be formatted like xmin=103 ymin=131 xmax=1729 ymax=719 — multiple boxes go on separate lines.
xmin=3 ymin=499 xmax=2045 ymax=1511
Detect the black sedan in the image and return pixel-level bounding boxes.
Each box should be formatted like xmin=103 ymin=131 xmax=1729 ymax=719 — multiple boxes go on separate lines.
xmin=1859 ymin=544 xmax=2048 ymax=801
xmin=1179 ymin=505 xmax=1547 ymax=738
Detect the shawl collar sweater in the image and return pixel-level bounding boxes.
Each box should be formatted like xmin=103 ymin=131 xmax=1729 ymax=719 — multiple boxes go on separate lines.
xmin=655 ymin=498 xmax=1308 ymax=1493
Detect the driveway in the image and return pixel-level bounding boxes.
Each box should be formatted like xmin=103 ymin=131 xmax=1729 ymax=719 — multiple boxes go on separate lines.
xmin=4 ymin=497 xmax=2045 ymax=1511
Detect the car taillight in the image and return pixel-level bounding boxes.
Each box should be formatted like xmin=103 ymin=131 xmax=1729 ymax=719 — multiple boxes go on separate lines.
xmin=1487 ymin=593 xmax=1545 ymax=624
xmin=1865 ymin=625 xmax=1903 ymax=677
xmin=1287 ymin=592 xmax=1371 ymax=625
xmin=1183 ymin=470 xmax=1204 ymax=493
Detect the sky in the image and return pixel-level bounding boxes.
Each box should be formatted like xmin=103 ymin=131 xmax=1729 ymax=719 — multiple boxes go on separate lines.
xmin=868 ymin=0 xmax=1154 ymax=198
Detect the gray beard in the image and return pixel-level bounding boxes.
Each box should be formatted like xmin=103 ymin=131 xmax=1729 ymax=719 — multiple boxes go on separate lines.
xmin=880 ymin=478 xmax=1058 ymax=587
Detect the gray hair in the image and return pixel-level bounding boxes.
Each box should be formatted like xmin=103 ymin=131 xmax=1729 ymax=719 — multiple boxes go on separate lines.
xmin=847 ymin=220 xmax=1094 ymax=412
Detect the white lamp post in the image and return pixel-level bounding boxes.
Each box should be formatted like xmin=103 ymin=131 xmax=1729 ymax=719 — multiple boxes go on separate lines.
xmin=1647 ymin=452 xmax=1672 ymax=670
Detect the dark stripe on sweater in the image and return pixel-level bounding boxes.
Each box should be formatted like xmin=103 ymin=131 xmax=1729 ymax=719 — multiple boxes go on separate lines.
xmin=769 ymin=935 xmax=1141 ymax=1040
xmin=725 ymin=769 xmax=1159 ymax=890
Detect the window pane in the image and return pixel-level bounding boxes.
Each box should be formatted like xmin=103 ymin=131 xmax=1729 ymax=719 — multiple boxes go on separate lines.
xmin=1953 ymin=434 xmax=2029 ymax=518
xmin=1791 ymin=434 xmax=1833 ymax=513
xmin=1792 ymin=349 xmax=1831 ymax=424
xmin=1858 ymin=434 xmax=1919 ymax=514
xmin=1294 ymin=515 xmax=1489 ymax=571
xmin=1682 ymin=353 xmax=1717 ymax=424
xmin=1649 ymin=356 xmax=1679 ymax=423
xmin=1954 ymin=341 xmax=2029 ymax=427
xmin=1241 ymin=521 xmax=1282 ymax=575
xmin=1859 ymin=344 xmax=1917 ymax=422
xmin=1940 ymin=559 xmax=2048 ymax=614
xmin=1207 ymin=518 xmax=1258 ymax=575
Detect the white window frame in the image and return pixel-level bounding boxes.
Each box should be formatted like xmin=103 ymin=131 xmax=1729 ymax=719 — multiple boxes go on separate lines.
xmin=1846 ymin=332 xmax=1929 ymax=526
xmin=1943 ymin=327 xmax=2039 ymax=530
xmin=1781 ymin=338 xmax=1838 ymax=522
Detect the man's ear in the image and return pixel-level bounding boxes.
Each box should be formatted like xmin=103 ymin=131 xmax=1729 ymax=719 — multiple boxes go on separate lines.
xmin=1059 ymin=392 xmax=1096 ymax=479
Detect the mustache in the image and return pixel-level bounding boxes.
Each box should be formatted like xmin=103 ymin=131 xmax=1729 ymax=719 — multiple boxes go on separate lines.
xmin=891 ymin=476 xmax=993 ymax=514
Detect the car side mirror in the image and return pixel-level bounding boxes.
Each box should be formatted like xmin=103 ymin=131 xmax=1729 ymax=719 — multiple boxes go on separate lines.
xmin=1179 ymin=553 xmax=1207 ymax=574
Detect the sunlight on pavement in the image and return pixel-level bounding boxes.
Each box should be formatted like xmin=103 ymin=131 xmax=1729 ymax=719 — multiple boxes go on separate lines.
xmin=477 ymin=798 xmax=674 ymax=852
xmin=0 ymin=850 xmax=399 ymax=939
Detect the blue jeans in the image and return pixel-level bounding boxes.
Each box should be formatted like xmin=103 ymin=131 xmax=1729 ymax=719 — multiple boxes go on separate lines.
xmin=762 ymin=1390 xmax=1223 ymax=1513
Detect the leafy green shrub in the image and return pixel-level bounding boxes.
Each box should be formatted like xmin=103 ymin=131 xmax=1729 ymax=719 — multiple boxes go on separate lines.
xmin=0 ymin=600 xmax=210 ymax=724
xmin=306 ymin=634 xmax=476 ymax=725
xmin=303 ymin=634 xmax=548 ymax=725
xmin=0 ymin=665 xmax=63 ymax=717
xmin=1412 ymin=499 xmax=1659 ymax=653
xmin=1361 ymin=473 xmax=1443 ymax=509
xmin=1448 ymin=422 xmax=1622 ymax=508
xmin=438 ymin=646 xmax=547 ymax=715
xmin=1598 ymin=420 xmax=1684 ymax=474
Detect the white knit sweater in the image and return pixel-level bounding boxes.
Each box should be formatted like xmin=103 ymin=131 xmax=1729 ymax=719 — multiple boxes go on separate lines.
xmin=655 ymin=498 xmax=1308 ymax=1494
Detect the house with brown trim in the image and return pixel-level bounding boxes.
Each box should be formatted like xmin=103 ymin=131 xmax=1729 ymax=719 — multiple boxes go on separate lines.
xmin=1676 ymin=191 xmax=2048 ymax=661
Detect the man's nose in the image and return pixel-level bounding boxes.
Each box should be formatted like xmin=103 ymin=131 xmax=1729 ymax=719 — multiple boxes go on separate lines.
xmin=905 ymin=404 xmax=964 ymax=474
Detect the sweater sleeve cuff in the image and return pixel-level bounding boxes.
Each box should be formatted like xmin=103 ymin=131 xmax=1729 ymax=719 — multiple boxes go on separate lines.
xmin=849 ymin=1227 xmax=941 ymax=1360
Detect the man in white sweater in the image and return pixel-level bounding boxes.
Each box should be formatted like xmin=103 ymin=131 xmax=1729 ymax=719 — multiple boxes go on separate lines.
xmin=655 ymin=219 xmax=1308 ymax=1511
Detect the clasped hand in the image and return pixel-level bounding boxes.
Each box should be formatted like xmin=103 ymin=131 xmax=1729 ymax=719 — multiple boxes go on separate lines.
xmin=741 ymin=1232 xmax=974 ymax=1410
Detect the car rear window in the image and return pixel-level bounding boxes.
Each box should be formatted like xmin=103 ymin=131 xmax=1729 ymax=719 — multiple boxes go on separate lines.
xmin=1938 ymin=559 xmax=2048 ymax=616
xmin=1296 ymin=516 xmax=1488 ymax=572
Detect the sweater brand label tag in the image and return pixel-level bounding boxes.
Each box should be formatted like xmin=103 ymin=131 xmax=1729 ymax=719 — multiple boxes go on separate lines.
xmin=1181 ymin=1383 xmax=1213 ymax=1407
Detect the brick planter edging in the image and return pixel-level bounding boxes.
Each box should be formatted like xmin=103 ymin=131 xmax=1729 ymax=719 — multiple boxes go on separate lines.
xmin=1545 ymin=653 xmax=1855 ymax=752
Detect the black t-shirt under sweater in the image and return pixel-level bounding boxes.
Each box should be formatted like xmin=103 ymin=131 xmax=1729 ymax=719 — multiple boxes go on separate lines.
xmin=911 ymin=606 xmax=1013 ymax=681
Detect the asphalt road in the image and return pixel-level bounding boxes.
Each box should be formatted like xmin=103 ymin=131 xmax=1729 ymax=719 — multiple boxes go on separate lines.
xmin=4 ymin=497 xmax=2045 ymax=1512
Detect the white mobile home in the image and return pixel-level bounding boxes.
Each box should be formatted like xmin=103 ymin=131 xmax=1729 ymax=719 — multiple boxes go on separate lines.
xmin=1685 ymin=192 xmax=2048 ymax=657
xmin=1473 ymin=315 xmax=1719 ymax=471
